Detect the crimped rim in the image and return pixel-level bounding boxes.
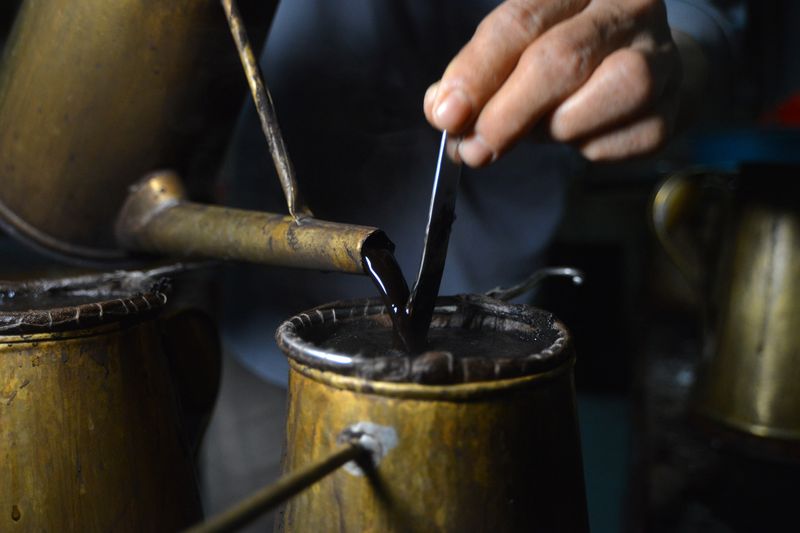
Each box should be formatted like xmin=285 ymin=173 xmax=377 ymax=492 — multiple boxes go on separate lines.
xmin=276 ymin=294 xmax=571 ymax=385
xmin=0 ymin=270 xmax=169 ymax=335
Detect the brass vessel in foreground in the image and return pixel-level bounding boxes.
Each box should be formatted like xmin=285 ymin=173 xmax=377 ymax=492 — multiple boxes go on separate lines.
xmin=276 ymin=296 xmax=589 ymax=532
xmin=0 ymin=272 xmax=210 ymax=531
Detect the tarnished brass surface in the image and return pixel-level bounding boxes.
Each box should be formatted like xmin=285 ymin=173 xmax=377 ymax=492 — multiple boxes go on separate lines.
xmin=290 ymin=358 xmax=572 ymax=400
xmin=117 ymin=172 xmax=392 ymax=274
xmin=280 ymin=357 xmax=588 ymax=532
xmin=652 ymin=166 xmax=800 ymax=451
xmin=0 ymin=320 xmax=202 ymax=531
xmin=0 ymin=0 xmax=276 ymax=259
xmin=694 ymin=202 xmax=800 ymax=441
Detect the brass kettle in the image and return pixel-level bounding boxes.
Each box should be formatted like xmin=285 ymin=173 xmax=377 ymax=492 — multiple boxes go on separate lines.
xmin=652 ymin=164 xmax=800 ymax=458
xmin=0 ymin=0 xmax=391 ymax=273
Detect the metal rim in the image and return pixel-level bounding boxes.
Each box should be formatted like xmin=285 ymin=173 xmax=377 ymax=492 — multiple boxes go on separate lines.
xmin=0 ymin=268 xmax=175 ymax=334
xmin=277 ymin=294 xmax=572 ymax=385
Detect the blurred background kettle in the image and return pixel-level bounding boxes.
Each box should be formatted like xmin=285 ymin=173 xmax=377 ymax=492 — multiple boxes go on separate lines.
xmin=652 ymin=163 xmax=800 ymax=460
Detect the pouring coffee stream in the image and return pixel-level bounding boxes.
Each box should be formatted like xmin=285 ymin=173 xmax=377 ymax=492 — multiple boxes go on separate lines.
xmin=227 ymin=0 xmax=459 ymax=355
xmin=363 ymin=131 xmax=462 ymax=353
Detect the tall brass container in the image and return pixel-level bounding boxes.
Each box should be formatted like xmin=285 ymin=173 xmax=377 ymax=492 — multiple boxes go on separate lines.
xmin=276 ymin=296 xmax=588 ymax=532
xmin=0 ymin=273 xmax=205 ymax=531
xmin=693 ymin=167 xmax=800 ymax=457
xmin=653 ymin=165 xmax=800 ymax=459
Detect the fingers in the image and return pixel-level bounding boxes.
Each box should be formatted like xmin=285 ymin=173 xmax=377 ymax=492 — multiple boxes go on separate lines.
xmin=457 ymin=1 xmax=639 ymax=166
xmin=548 ymin=44 xmax=677 ymax=141
xmin=579 ymin=92 xmax=678 ymax=161
xmin=424 ymin=0 xmax=590 ymax=133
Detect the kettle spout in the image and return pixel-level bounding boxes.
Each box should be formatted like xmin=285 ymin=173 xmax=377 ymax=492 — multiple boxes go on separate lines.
xmin=115 ymin=171 xmax=393 ymax=275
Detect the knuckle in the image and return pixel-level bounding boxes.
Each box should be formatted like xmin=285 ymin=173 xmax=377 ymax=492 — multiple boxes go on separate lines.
xmin=626 ymin=0 xmax=662 ymax=19
xmin=552 ymin=42 xmax=590 ymax=82
xmin=486 ymin=0 xmax=545 ymax=43
xmin=525 ymin=38 xmax=589 ymax=84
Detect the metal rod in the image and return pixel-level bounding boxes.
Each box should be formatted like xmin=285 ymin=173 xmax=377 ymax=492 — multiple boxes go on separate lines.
xmin=406 ymin=131 xmax=461 ymax=347
xmin=183 ymin=443 xmax=367 ymax=533
xmin=220 ymin=0 xmax=310 ymax=219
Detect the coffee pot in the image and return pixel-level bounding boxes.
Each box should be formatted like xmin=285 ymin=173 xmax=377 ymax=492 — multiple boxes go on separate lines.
xmin=652 ymin=164 xmax=800 ymax=459
xmin=0 ymin=0 xmax=392 ymax=273
xmin=0 ymin=269 xmax=221 ymax=531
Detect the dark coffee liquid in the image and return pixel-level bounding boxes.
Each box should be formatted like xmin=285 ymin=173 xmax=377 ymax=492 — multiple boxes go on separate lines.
xmin=320 ymin=322 xmax=549 ymax=361
xmin=362 ymin=247 xmax=424 ymax=353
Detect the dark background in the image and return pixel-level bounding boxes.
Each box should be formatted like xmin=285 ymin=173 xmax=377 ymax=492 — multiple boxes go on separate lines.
xmin=2 ymin=2 xmax=799 ymax=532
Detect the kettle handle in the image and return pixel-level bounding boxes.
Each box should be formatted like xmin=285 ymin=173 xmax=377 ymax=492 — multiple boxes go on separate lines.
xmin=650 ymin=167 xmax=732 ymax=292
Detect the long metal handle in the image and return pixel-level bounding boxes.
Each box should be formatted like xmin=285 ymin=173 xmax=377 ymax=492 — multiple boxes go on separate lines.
xmin=484 ymin=267 xmax=585 ymax=302
xmin=183 ymin=442 xmax=367 ymax=533
xmin=221 ymin=0 xmax=311 ymax=219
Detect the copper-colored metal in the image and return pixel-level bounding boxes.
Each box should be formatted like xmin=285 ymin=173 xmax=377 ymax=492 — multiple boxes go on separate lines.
xmin=652 ymin=166 xmax=800 ymax=452
xmin=281 ymin=361 xmax=587 ymax=532
xmin=221 ymin=0 xmax=310 ymax=220
xmin=0 ymin=0 xmax=392 ymax=275
xmin=0 ymin=275 xmax=205 ymax=531
xmin=695 ymin=201 xmax=800 ymax=440
xmin=185 ymin=443 xmax=367 ymax=533
xmin=276 ymin=298 xmax=589 ymax=532
xmin=116 ymin=172 xmax=391 ymax=274
xmin=0 ymin=0 xmax=276 ymax=260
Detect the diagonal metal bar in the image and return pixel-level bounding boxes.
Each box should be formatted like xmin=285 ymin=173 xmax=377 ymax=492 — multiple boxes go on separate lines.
xmin=183 ymin=442 xmax=366 ymax=533
xmin=221 ymin=0 xmax=311 ymax=219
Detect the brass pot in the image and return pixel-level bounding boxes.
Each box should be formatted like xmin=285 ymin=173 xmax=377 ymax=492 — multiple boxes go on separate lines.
xmin=652 ymin=164 xmax=800 ymax=459
xmin=275 ymin=296 xmax=588 ymax=532
xmin=0 ymin=0 xmax=389 ymax=275
xmin=0 ymin=0 xmax=275 ymax=259
xmin=0 ymin=270 xmax=216 ymax=531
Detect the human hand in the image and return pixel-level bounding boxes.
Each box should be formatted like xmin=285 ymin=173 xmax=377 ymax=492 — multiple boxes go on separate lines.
xmin=423 ymin=0 xmax=682 ymax=166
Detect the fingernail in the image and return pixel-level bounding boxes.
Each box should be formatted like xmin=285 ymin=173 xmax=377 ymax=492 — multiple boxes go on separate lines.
xmin=424 ymin=82 xmax=440 ymax=111
xmin=434 ymin=88 xmax=471 ymax=131
xmin=458 ymin=135 xmax=495 ymax=167
xmin=445 ymin=136 xmax=462 ymax=163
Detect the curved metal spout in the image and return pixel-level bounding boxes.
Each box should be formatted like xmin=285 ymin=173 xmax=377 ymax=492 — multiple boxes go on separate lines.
xmin=116 ymin=172 xmax=392 ymax=274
